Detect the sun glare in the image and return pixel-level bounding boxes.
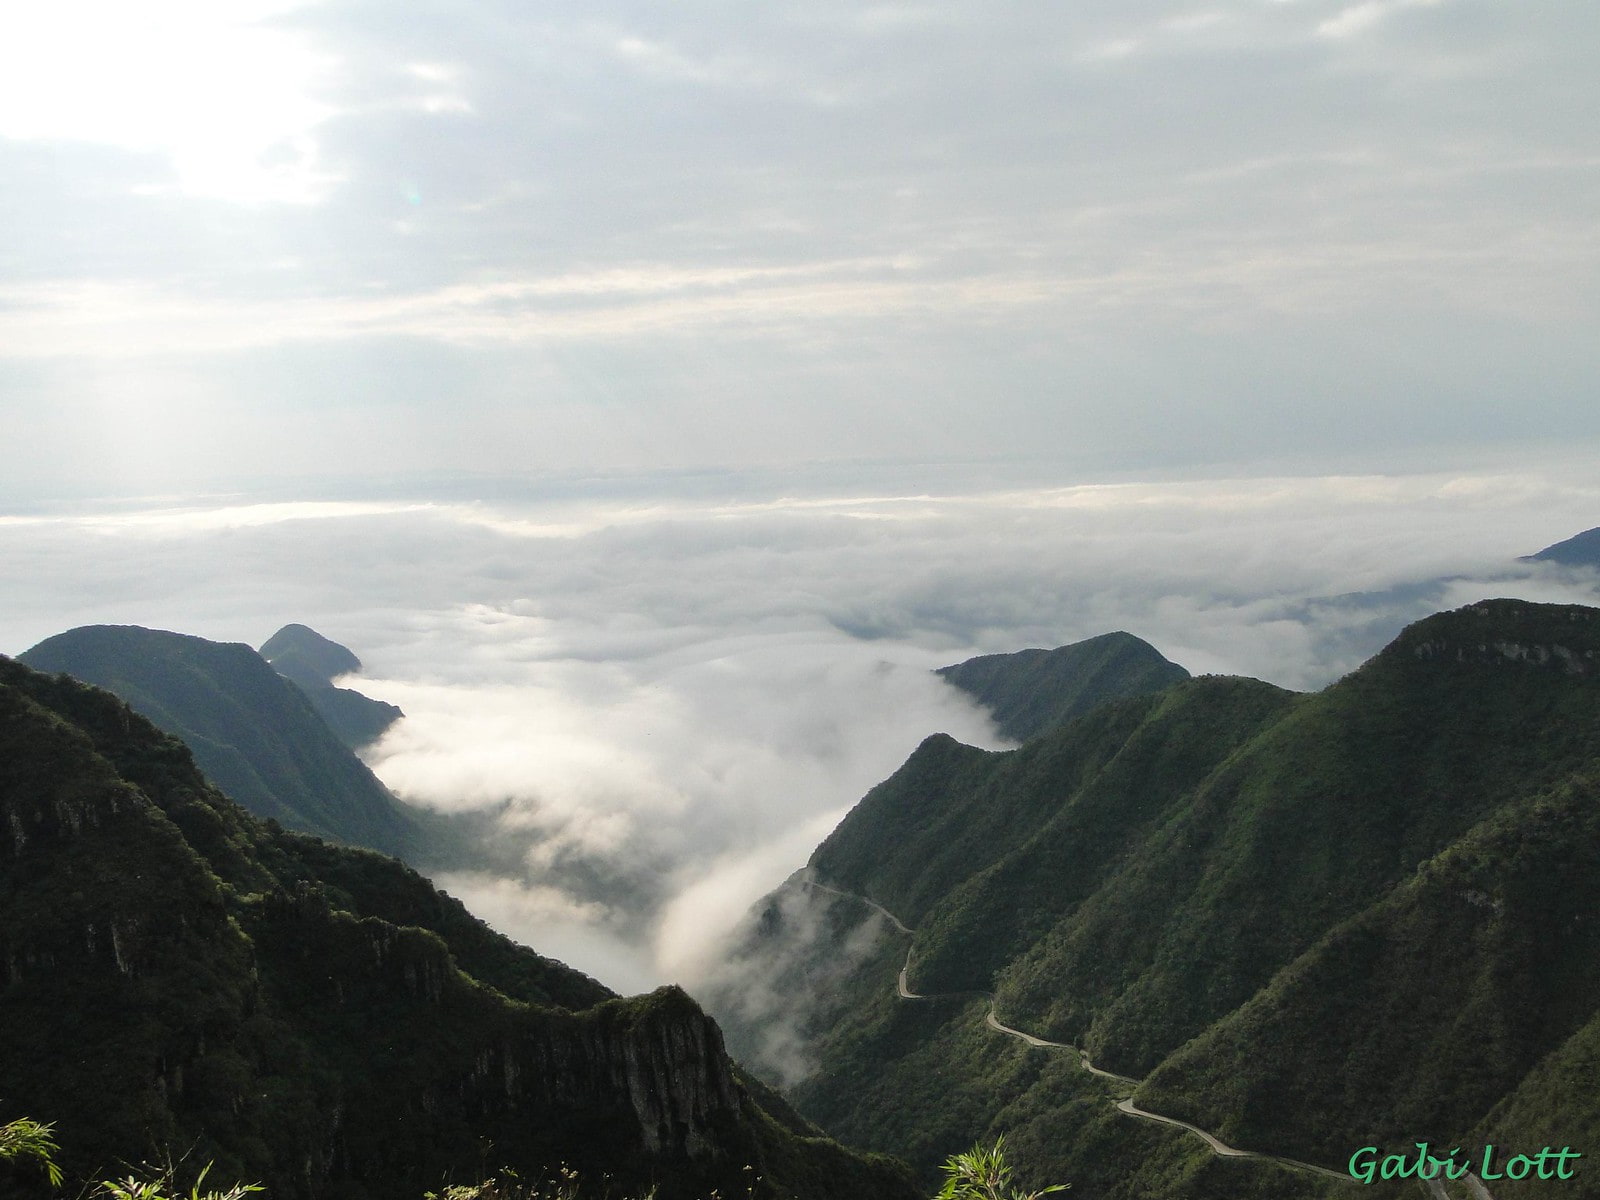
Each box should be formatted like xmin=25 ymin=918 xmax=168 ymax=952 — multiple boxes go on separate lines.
xmin=0 ymin=0 xmax=339 ymax=204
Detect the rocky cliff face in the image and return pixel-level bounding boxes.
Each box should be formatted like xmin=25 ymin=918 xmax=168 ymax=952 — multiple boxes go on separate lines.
xmin=1389 ymin=598 xmax=1600 ymax=675
xmin=0 ymin=656 xmax=916 ymax=1200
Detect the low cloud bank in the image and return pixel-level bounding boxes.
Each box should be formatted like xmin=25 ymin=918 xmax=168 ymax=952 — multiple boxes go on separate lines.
xmin=2 ymin=463 xmax=1597 ymax=993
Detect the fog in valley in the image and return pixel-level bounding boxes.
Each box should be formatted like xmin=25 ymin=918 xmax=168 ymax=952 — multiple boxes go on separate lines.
xmin=4 ymin=462 xmax=1597 ymax=993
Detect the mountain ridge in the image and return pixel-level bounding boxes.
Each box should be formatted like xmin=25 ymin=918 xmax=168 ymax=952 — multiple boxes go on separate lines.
xmin=739 ymin=599 xmax=1600 ymax=1198
xmin=936 ymin=630 xmax=1190 ymax=742
xmin=19 ymin=625 xmax=426 ymax=861
xmin=259 ymin=623 xmax=404 ymax=749
xmin=0 ymin=653 xmax=918 ymax=1200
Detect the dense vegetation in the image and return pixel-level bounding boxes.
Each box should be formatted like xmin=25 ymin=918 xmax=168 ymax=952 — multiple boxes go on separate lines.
xmin=744 ymin=601 xmax=1600 ymax=1198
xmin=0 ymin=656 xmax=916 ymax=1200
xmin=19 ymin=625 xmax=426 ymax=860
xmin=935 ymin=632 xmax=1190 ymax=743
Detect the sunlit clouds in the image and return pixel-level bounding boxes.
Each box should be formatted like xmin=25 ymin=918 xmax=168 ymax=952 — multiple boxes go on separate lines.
xmin=0 ymin=0 xmax=338 ymax=203
xmin=3 ymin=1 xmax=1598 ymax=494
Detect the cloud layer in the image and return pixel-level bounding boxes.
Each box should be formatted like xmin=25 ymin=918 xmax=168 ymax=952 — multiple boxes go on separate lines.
xmin=3 ymin=463 xmax=1597 ymax=991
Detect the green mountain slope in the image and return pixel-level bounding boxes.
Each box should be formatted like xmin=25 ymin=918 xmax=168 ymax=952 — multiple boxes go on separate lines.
xmin=1135 ymin=771 xmax=1600 ymax=1164
xmin=0 ymin=655 xmax=916 ymax=1200
xmin=259 ymin=623 xmax=403 ymax=749
xmin=19 ymin=625 xmax=424 ymax=860
xmin=936 ymin=631 xmax=1190 ymax=742
xmin=767 ymin=600 xmax=1600 ymax=1197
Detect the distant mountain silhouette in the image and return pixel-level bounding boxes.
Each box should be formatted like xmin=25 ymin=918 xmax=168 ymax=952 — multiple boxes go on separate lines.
xmin=1524 ymin=524 xmax=1600 ymax=567
xmin=259 ymin=623 xmax=403 ymax=749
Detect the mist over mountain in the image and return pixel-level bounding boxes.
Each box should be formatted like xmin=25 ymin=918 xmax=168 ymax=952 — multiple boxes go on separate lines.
xmin=260 ymin=622 xmax=403 ymax=750
xmin=0 ymin=653 xmax=917 ymax=1200
xmin=3 ymin=485 xmax=1597 ymax=997
xmin=1526 ymin=525 xmax=1600 ymax=568
xmin=19 ymin=625 xmax=428 ymax=862
xmin=723 ymin=599 xmax=1600 ymax=1197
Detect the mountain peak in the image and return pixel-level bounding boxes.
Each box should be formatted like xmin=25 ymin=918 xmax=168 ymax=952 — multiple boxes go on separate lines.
xmin=259 ymin=623 xmax=403 ymax=750
xmin=937 ymin=630 xmax=1189 ymax=741
xmin=260 ymin=622 xmax=362 ymax=685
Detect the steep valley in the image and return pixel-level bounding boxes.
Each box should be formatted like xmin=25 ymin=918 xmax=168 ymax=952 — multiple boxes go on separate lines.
xmin=717 ymin=600 xmax=1600 ymax=1199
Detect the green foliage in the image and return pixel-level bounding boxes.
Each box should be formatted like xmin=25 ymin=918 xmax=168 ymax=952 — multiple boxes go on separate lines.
xmin=425 ymin=1164 xmax=650 ymax=1199
xmin=937 ymin=631 xmax=1190 ymax=743
xmin=934 ymin=1138 xmax=1066 ymax=1200
xmin=782 ymin=601 xmax=1600 ymax=1196
xmin=0 ymin=1114 xmax=64 ymax=1187
xmin=0 ymin=656 xmax=917 ymax=1200
xmin=91 ymin=1161 xmax=262 ymax=1200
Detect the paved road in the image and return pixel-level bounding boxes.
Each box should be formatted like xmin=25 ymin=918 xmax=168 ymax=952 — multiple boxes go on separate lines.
xmin=798 ymin=871 xmax=914 ymax=934
xmin=805 ymin=876 xmax=1499 ymax=1199
xmin=984 ymin=1011 xmax=1137 ymax=1084
xmin=806 ymin=876 xmax=1491 ymax=1196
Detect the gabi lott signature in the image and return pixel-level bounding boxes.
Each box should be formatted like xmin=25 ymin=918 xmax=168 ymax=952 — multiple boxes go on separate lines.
xmin=1348 ymin=1143 xmax=1582 ymax=1184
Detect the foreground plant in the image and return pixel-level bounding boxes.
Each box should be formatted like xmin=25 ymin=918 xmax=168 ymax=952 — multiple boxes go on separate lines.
xmin=935 ymin=1137 xmax=1068 ymax=1200
xmin=426 ymin=1164 xmax=657 ymax=1200
xmin=91 ymin=1162 xmax=263 ymax=1200
xmin=0 ymin=1114 xmax=64 ymax=1188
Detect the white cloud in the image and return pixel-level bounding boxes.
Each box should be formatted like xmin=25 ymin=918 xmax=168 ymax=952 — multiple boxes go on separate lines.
xmin=3 ymin=464 xmax=1597 ymax=992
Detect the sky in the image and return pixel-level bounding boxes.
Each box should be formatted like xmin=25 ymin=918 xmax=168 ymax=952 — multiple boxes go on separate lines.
xmin=3 ymin=1 xmax=1599 ymax=994
xmin=2 ymin=0 xmax=1599 ymax=497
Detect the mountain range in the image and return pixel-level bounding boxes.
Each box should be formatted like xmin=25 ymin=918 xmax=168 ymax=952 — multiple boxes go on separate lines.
xmin=721 ymin=599 xmax=1600 ymax=1200
xmin=0 ymin=652 xmax=915 ymax=1200
xmin=18 ymin=625 xmax=427 ymax=862
xmin=9 ymin=523 xmax=1600 ymax=1199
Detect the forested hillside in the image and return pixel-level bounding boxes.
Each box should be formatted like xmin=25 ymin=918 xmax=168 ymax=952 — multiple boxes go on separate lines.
xmin=19 ymin=625 xmax=425 ymax=859
xmin=0 ymin=655 xmax=916 ymax=1200
xmin=736 ymin=601 xmax=1600 ymax=1199
xmin=935 ymin=631 xmax=1190 ymax=742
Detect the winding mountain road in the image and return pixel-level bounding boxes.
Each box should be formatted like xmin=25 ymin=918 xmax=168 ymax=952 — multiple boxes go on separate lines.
xmin=799 ymin=874 xmax=1492 ymax=1198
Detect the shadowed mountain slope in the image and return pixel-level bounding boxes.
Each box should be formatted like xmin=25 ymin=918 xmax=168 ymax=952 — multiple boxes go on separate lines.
xmin=1525 ymin=524 xmax=1600 ymax=567
xmin=259 ymin=623 xmax=403 ymax=749
xmin=936 ymin=631 xmax=1190 ymax=742
xmin=20 ymin=625 xmax=423 ymax=860
xmin=0 ymin=655 xmax=917 ymax=1200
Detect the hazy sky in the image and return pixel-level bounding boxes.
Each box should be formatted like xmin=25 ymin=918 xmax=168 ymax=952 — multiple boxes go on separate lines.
xmin=3 ymin=0 xmax=1598 ymax=498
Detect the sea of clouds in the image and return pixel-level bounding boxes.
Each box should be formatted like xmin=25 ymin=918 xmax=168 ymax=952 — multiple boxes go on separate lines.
xmin=3 ymin=461 xmax=1597 ymax=994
